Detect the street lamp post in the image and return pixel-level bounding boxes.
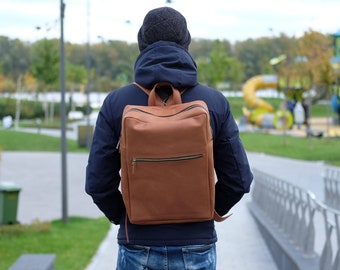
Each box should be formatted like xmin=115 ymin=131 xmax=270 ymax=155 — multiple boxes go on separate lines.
xmin=59 ymin=0 xmax=68 ymax=224
xmin=96 ymin=35 xmax=105 ymax=105
xmin=85 ymin=0 xmax=92 ymax=149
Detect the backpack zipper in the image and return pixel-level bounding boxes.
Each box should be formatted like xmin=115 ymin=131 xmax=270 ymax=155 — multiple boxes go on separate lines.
xmin=125 ymin=104 xmax=208 ymax=117
xmin=119 ymin=105 xmax=204 ymax=150
xmin=132 ymin=154 xmax=203 ymax=164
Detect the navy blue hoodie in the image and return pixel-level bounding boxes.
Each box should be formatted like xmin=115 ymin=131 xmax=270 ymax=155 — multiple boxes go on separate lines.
xmin=85 ymin=41 xmax=253 ymax=246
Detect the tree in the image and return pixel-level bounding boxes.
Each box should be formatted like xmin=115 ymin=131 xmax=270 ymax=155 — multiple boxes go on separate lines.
xmin=66 ymin=62 xmax=86 ymax=86
xmin=29 ymin=38 xmax=59 ymax=122
xmin=23 ymin=73 xmax=37 ymax=93
xmin=197 ymin=40 xmax=243 ymax=88
xmin=234 ymin=38 xmax=264 ymax=79
xmin=297 ymin=29 xmax=334 ymax=102
xmin=234 ymin=33 xmax=298 ymax=81
xmin=66 ymin=63 xmax=87 ymax=111
xmin=0 ymin=36 xmax=31 ymax=79
xmin=0 ymin=74 xmax=16 ymax=93
xmin=30 ymin=39 xmax=59 ymax=91
xmin=279 ymin=30 xmax=334 ymax=103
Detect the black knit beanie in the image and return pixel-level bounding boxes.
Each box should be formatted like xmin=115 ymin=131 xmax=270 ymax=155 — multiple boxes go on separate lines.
xmin=137 ymin=7 xmax=191 ymax=51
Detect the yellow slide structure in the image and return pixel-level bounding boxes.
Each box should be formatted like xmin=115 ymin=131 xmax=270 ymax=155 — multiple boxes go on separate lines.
xmin=242 ymin=74 xmax=293 ymax=129
xmin=242 ymin=74 xmax=277 ymax=113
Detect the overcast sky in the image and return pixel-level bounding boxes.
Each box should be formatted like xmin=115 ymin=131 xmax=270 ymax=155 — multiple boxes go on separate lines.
xmin=1 ymin=0 xmax=340 ymax=45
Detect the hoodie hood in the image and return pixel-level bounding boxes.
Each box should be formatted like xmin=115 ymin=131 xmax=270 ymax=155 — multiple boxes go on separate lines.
xmin=134 ymin=41 xmax=198 ymax=89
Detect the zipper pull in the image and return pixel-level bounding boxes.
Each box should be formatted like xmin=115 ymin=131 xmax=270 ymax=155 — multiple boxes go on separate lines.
xmin=132 ymin=158 xmax=137 ymax=174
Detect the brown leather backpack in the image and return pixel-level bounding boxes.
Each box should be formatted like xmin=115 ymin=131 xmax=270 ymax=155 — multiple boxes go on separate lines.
xmin=120 ymin=82 xmax=228 ymax=225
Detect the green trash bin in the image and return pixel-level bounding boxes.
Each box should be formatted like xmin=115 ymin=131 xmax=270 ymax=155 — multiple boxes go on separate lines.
xmin=77 ymin=125 xmax=94 ymax=147
xmin=0 ymin=182 xmax=21 ymax=225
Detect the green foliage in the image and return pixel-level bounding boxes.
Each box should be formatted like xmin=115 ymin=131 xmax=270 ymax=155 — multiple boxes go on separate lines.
xmin=0 ymin=98 xmax=14 ymax=117
xmin=0 ymin=30 xmax=337 ymax=107
xmin=30 ymin=39 xmax=59 ymax=89
xmin=227 ymin=58 xmax=245 ymax=87
xmin=234 ymin=34 xmax=299 ymax=79
xmin=0 ymin=36 xmax=30 ymax=79
xmin=0 ymin=217 xmax=110 ymax=270
xmin=66 ymin=62 xmax=86 ymax=85
xmin=88 ymin=40 xmax=139 ymax=91
xmin=197 ymin=40 xmax=243 ymax=88
xmin=207 ymin=41 xmax=230 ymax=86
xmin=0 ymin=98 xmax=45 ymax=119
xmin=0 ymin=77 xmax=16 ymax=93
xmin=0 ymin=96 xmax=90 ymax=121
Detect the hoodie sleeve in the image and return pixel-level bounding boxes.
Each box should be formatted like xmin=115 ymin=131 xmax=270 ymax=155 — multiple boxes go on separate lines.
xmin=85 ymin=97 xmax=124 ymax=224
xmin=213 ymin=97 xmax=253 ymax=217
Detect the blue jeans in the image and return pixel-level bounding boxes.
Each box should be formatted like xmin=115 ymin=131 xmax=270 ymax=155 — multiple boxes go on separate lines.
xmin=116 ymin=243 xmax=216 ymax=270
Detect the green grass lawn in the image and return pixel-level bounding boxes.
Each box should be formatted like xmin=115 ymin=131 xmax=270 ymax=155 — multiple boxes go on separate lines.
xmin=0 ymin=118 xmax=339 ymax=167
xmin=240 ymin=132 xmax=340 ymax=167
xmin=228 ymin=97 xmax=340 ymax=167
xmin=0 ymin=130 xmax=101 ymax=270
xmin=0 ymin=217 xmax=110 ymax=270
xmin=0 ymin=129 xmax=87 ymax=152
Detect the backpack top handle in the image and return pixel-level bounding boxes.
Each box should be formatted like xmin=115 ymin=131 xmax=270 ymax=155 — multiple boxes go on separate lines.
xmin=133 ymin=82 xmax=182 ymax=106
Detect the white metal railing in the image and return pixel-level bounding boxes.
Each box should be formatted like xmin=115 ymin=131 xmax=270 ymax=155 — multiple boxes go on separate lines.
xmin=324 ymin=167 xmax=340 ymax=210
xmin=251 ymin=168 xmax=340 ymax=270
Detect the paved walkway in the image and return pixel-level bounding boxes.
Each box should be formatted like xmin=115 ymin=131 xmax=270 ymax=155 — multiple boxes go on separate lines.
xmin=1 ymin=150 xmax=277 ymax=270
xmin=84 ymin=152 xmax=334 ymax=270
xmin=1 ymin=126 xmax=336 ymax=269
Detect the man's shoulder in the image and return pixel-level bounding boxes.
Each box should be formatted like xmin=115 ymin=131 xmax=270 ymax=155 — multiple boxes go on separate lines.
xmin=187 ymin=84 xmax=227 ymax=104
xmin=107 ymin=84 xmax=135 ymax=96
xmin=105 ymin=84 xmax=141 ymax=101
xmin=103 ymin=83 xmax=148 ymax=110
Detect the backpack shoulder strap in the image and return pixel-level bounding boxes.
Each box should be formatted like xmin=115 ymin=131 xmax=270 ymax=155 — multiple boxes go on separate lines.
xmin=133 ymin=82 xmax=150 ymax=95
xmin=214 ymin=210 xmax=232 ymax=222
